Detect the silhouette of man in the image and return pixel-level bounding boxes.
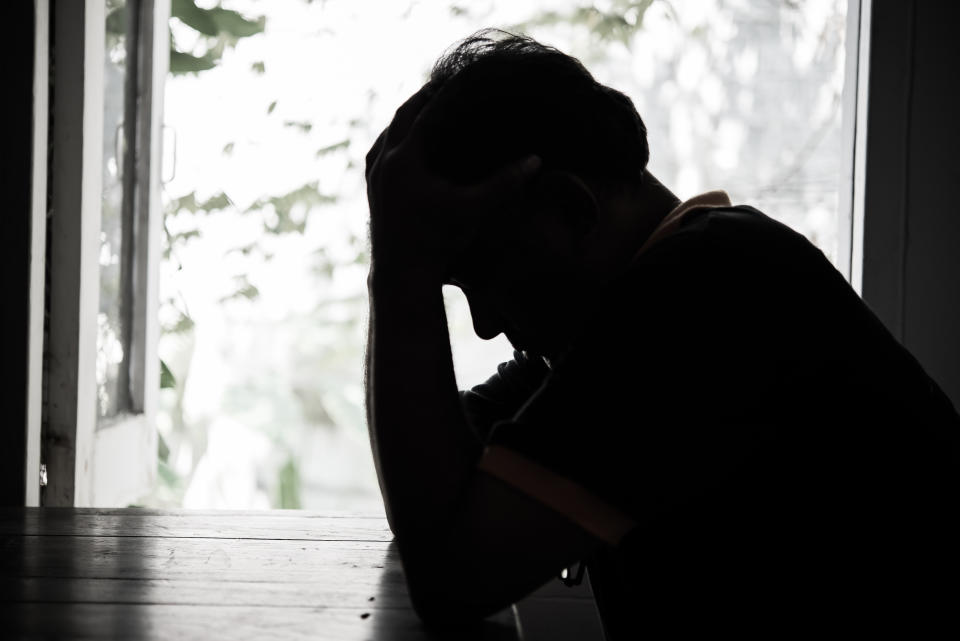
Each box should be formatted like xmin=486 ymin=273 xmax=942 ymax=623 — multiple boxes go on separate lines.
xmin=364 ymin=31 xmax=958 ymax=638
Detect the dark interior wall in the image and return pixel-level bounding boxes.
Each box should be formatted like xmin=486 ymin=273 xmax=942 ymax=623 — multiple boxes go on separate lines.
xmin=902 ymin=2 xmax=960 ymax=409
xmin=1 ymin=1 xmax=36 ymax=506
xmin=862 ymin=0 xmax=960 ymax=410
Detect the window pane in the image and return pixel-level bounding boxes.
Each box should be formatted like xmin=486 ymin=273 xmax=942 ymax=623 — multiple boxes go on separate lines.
xmin=98 ymin=0 xmax=131 ymax=419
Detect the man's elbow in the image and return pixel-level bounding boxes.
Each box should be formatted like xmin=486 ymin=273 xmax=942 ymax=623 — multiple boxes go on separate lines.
xmin=408 ymin=581 xmax=490 ymax=629
xmin=401 ymin=544 xmax=511 ymax=629
xmin=408 ymin=579 xmax=512 ymax=631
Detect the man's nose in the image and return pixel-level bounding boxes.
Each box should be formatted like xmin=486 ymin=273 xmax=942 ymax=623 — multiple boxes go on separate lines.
xmin=464 ymin=291 xmax=503 ymax=340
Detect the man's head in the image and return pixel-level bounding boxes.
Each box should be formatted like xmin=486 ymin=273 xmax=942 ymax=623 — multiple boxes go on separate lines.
xmin=420 ymin=30 xmax=649 ymax=190
xmin=415 ymin=31 xmax=666 ymax=359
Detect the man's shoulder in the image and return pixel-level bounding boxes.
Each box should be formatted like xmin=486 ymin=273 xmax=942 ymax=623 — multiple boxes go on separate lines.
xmin=650 ymin=204 xmax=815 ymax=260
xmin=621 ymin=203 xmax=840 ymax=302
xmin=576 ymin=203 xmax=851 ymax=379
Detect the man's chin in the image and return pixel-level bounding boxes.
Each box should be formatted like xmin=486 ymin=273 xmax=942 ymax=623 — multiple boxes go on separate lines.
xmin=506 ymin=333 xmax=534 ymax=356
xmin=505 ymin=328 xmax=563 ymax=363
xmin=509 ymin=339 xmax=553 ymax=365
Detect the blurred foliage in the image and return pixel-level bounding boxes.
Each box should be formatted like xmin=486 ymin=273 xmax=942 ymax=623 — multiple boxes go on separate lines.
xmin=276 ymin=457 xmax=302 ymax=509
xmin=219 ymin=274 xmax=261 ymax=302
xmin=158 ymin=1 xmax=353 ymax=508
xmin=162 ymin=307 xmax=195 ymax=334
xmin=508 ymin=0 xmax=659 ymax=46
xmin=169 ymin=0 xmax=266 ymax=75
xmin=160 ymin=359 xmax=177 ymax=389
xmin=168 ymin=190 xmax=233 ymax=215
xmin=162 ymin=191 xmax=233 ymax=259
xmin=283 ymin=120 xmax=313 ymax=133
xmin=153 ymin=0 xmax=846 ymax=509
xmin=246 ymin=182 xmax=338 ymax=235
xmin=158 ymin=0 xmax=267 ymax=506
xmin=105 ymin=0 xmax=127 ymax=37
xmin=315 ymin=139 xmax=351 ymax=157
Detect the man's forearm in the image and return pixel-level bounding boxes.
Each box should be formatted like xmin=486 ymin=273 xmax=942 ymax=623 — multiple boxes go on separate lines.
xmin=365 ymin=265 xmax=481 ymax=539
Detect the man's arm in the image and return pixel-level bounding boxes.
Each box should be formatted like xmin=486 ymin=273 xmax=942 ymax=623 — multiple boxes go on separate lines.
xmin=364 ymin=265 xmax=479 ymax=539
xmin=362 ymin=89 xmax=599 ymax=625
xmin=364 ymin=265 xmax=599 ymax=625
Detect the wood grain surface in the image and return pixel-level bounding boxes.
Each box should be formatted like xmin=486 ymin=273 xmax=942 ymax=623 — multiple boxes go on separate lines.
xmin=0 ymin=508 xmax=520 ymax=640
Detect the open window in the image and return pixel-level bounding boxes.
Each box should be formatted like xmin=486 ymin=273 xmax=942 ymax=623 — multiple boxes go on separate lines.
xmin=41 ymin=0 xmax=169 ymax=506
xmin=21 ymin=0 xmax=874 ymax=507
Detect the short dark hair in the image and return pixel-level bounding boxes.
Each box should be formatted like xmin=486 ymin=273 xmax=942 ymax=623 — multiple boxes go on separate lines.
xmin=421 ymin=30 xmax=650 ymax=189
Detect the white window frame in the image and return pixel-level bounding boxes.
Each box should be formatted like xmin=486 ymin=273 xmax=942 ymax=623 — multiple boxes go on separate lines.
xmin=837 ymin=0 xmax=871 ymax=293
xmin=40 ymin=0 xmax=169 ymax=507
xmin=24 ymin=0 xmax=51 ymax=507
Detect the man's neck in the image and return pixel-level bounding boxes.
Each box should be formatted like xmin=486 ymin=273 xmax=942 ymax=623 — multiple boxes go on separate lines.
xmin=629 ymin=170 xmax=681 ymax=249
xmin=581 ymin=170 xmax=679 ymax=280
xmin=542 ymin=171 xmax=680 ymax=366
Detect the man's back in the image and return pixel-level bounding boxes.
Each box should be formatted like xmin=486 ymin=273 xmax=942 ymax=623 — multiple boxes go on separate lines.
xmin=462 ymin=204 xmax=958 ymax=637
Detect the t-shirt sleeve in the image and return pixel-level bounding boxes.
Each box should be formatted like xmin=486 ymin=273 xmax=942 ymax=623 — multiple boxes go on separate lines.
xmin=476 ymin=230 xmax=769 ymax=546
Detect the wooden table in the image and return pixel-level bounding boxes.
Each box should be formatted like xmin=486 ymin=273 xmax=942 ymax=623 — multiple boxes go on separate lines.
xmin=0 ymin=508 xmax=521 ymax=640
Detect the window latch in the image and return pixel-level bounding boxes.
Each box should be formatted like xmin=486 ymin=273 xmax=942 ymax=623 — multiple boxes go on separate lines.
xmin=558 ymin=561 xmax=586 ymax=587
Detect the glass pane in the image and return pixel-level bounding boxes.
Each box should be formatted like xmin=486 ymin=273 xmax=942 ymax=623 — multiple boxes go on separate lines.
xmin=98 ymin=0 xmax=130 ymax=419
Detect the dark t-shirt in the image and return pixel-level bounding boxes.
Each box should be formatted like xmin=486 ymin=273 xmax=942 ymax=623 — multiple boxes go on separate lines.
xmin=460 ymin=205 xmax=959 ymax=637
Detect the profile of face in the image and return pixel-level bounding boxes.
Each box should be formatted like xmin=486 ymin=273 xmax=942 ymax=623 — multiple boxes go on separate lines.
xmin=446 ymin=170 xmax=605 ymax=360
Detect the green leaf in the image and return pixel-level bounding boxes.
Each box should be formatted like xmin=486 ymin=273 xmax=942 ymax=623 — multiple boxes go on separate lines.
xmin=106 ymin=6 xmax=126 ymax=35
xmin=246 ymin=181 xmax=337 ymax=235
xmin=229 ymin=283 xmax=259 ymax=301
xmin=171 ymin=0 xmax=219 ymax=36
xmin=315 ymin=139 xmax=350 ymax=157
xmin=507 ymin=0 xmax=654 ymax=46
xmin=160 ymin=359 xmax=177 ymax=389
xmin=158 ymin=431 xmax=171 ymax=463
xmin=199 ymin=192 xmax=232 ymax=211
xmin=168 ymin=312 xmax=195 ymax=334
xmin=168 ymin=1 xmax=264 ymax=77
xmin=167 ymin=191 xmax=198 ymax=214
xmin=222 ymin=142 xmax=235 ymax=155
xmin=219 ymin=276 xmax=260 ymax=303
xmin=209 ymin=8 xmax=266 ymax=39
xmin=227 ymin=242 xmax=258 ymax=257
xmin=169 ymin=228 xmax=201 ymax=245
xmin=283 ymin=120 xmax=313 ymax=134
xmin=170 ymin=50 xmax=218 ymax=75
xmin=158 ymin=459 xmax=181 ymax=488
xmin=277 ymin=457 xmax=302 ymax=509
xmin=251 ymin=61 xmax=266 ymax=74
xmin=166 ymin=190 xmax=232 ymax=215
xmin=267 ymin=100 xmax=278 ymax=115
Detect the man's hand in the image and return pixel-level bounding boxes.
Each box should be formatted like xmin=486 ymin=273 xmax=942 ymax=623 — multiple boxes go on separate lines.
xmin=365 ymin=87 xmax=540 ymax=279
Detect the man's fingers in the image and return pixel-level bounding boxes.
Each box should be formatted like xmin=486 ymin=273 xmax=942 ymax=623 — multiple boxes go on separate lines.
xmin=468 ymin=155 xmax=542 ymax=204
xmin=365 ymin=128 xmax=388 ymax=180
xmin=384 ymin=86 xmax=435 ymax=148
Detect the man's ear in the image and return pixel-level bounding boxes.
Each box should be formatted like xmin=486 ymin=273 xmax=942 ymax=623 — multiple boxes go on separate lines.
xmin=528 ymin=170 xmax=599 ymax=237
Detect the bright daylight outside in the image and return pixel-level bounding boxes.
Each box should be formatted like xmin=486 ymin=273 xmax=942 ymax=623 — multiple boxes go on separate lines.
xmin=136 ymin=0 xmax=849 ymax=510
